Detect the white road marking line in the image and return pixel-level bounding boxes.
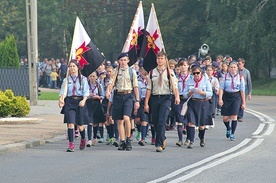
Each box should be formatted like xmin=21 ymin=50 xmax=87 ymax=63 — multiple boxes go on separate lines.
xmin=149 ymin=108 xmax=274 ymax=183
xmin=252 ymin=123 xmax=265 ymax=136
xmin=147 ymin=139 xmax=251 ymax=183
xmin=263 ymin=124 xmax=275 ymax=136
xmin=246 ymin=108 xmax=275 ymax=122
xmin=169 ymin=139 xmax=264 ymax=183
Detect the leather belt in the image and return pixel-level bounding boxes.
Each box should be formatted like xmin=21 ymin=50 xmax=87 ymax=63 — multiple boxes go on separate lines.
xmin=116 ymin=90 xmax=132 ymax=94
xmin=225 ymin=91 xmax=240 ymax=94
xmin=179 ymin=95 xmax=185 ymax=100
xmin=69 ymin=96 xmax=83 ymax=100
xmin=88 ymin=98 xmax=100 ymax=101
xmin=191 ymin=98 xmax=210 ymax=102
xmin=151 ymin=94 xmax=170 ymax=98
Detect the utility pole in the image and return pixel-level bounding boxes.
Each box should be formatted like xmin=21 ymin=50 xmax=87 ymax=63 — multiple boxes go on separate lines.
xmin=26 ymin=0 xmax=38 ymax=105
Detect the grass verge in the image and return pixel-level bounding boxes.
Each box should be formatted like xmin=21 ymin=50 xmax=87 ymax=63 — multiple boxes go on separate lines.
xmin=39 ymin=92 xmax=59 ymax=100
xmin=252 ymin=78 xmax=276 ymax=96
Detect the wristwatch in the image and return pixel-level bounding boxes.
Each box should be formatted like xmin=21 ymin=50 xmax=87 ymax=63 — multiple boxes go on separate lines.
xmin=135 ymin=99 xmax=140 ymax=102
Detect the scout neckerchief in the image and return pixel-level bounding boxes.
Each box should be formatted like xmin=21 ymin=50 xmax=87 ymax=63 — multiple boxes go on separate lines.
xmin=194 ymin=75 xmax=203 ymax=88
xmin=229 ymin=73 xmax=238 ymax=90
xmin=70 ymin=75 xmax=78 ymax=96
xmin=179 ymin=73 xmax=189 ymax=92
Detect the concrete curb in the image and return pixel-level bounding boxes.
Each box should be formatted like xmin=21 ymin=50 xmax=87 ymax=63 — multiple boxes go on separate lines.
xmin=0 ymin=135 xmax=65 ymax=154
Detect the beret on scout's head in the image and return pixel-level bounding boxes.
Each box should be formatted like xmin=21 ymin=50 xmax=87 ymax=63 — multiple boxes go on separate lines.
xmin=191 ymin=62 xmax=201 ymax=69
xmin=229 ymin=60 xmax=238 ymax=66
xmin=225 ymin=55 xmax=231 ymax=59
xmin=212 ymin=61 xmax=219 ymax=68
xmin=196 ymin=57 xmax=202 ymax=62
xmin=117 ymin=52 xmax=129 ymax=60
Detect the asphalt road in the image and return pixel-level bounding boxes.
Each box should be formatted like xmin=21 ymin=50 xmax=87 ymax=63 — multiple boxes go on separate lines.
xmin=0 ymin=96 xmax=275 ymax=183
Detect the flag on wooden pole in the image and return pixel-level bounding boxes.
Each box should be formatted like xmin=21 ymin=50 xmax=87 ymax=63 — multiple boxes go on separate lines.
xmin=140 ymin=3 xmax=165 ymax=72
xmin=122 ymin=1 xmax=144 ymax=66
xmin=70 ymin=17 xmax=105 ymax=77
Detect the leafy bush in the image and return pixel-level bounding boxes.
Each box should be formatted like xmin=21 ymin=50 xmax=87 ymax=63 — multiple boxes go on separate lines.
xmin=0 ymin=92 xmax=11 ymax=118
xmin=0 ymin=89 xmax=30 ymax=118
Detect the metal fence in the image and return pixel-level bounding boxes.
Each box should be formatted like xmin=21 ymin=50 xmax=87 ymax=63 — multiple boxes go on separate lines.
xmin=0 ymin=68 xmax=30 ymax=98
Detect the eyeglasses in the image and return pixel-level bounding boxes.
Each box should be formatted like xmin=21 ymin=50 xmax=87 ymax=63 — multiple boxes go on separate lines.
xmin=193 ymin=72 xmax=200 ymax=75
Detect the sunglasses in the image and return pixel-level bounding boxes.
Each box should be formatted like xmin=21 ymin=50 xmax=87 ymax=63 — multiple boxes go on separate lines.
xmin=193 ymin=72 xmax=200 ymax=75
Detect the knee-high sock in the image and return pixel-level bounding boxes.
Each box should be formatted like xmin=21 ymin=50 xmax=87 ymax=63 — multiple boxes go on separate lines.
xmin=99 ymin=126 xmax=104 ymax=138
xmin=106 ymin=125 xmax=110 ymax=137
xmin=87 ymin=125 xmax=92 ymax=140
xmin=109 ymin=124 xmax=114 ymax=138
xmin=198 ymin=129 xmax=206 ymax=139
xmin=141 ymin=125 xmax=147 ymax=140
xmin=231 ymin=120 xmax=238 ymax=134
xmin=151 ymin=126 xmax=156 ymax=138
xmin=223 ymin=121 xmax=230 ymax=130
xmin=79 ymin=128 xmax=85 ymax=139
xmin=188 ymin=126 xmax=195 ymax=143
xmin=68 ymin=128 xmax=74 ymax=142
xmin=177 ymin=125 xmax=183 ymax=141
xmin=136 ymin=124 xmax=141 ymax=132
xmin=93 ymin=126 xmax=98 ymax=139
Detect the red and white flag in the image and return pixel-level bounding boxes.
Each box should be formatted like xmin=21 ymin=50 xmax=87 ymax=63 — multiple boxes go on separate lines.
xmin=70 ymin=17 xmax=105 ymax=77
xmin=122 ymin=1 xmax=144 ymax=66
xmin=140 ymin=3 xmax=165 ymax=72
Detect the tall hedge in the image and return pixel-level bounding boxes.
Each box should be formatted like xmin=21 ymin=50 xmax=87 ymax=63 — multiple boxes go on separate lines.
xmin=0 ymin=35 xmax=20 ymax=69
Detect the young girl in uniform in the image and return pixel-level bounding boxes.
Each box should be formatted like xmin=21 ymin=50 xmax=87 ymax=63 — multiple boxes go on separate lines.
xmin=172 ymin=59 xmax=191 ymax=147
xmin=86 ymin=71 xmax=105 ymax=147
xmin=59 ymin=59 xmax=89 ymax=152
xmin=218 ymin=61 xmax=245 ymax=141
xmin=104 ymin=65 xmax=117 ymax=145
xmin=135 ymin=67 xmax=150 ymax=146
xmin=205 ymin=65 xmax=219 ymax=129
xmin=216 ymin=61 xmax=229 ymax=115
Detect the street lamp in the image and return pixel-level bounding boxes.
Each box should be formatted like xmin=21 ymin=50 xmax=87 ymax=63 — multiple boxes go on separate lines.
xmin=198 ymin=43 xmax=209 ymax=57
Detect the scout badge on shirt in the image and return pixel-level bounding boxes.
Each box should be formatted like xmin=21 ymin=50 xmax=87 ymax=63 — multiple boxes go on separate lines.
xmin=181 ymin=95 xmax=192 ymax=116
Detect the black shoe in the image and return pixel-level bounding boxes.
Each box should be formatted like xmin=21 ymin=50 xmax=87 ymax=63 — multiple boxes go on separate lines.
xmin=113 ymin=140 xmax=119 ymax=147
xmin=118 ymin=141 xmax=126 ymax=150
xmin=200 ymin=139 xmax=205 ymax=147
xmin=126 ymin=138 xmax=132 ymax=151
xmin=138 ymin=140 xmax=145 ymax=146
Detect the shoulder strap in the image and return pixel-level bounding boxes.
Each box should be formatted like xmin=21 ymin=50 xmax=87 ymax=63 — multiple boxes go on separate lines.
xmin=167 ymin=68 xmax=171 ymax=89
xmin=129 ymin=68 xmax=133 ymax=83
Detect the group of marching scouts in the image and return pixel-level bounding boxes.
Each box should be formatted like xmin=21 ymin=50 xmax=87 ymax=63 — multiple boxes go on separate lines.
xmin=58 ymin=52 xmax=252 ymax=152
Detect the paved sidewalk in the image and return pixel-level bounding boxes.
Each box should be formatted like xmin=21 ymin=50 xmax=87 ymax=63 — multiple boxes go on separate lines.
xmin=0 ymin=99 xmax=66 ymax=153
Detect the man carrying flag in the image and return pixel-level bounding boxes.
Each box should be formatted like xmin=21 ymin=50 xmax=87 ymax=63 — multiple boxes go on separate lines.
xmin=142 ymin=4 xmax=180 ymax=152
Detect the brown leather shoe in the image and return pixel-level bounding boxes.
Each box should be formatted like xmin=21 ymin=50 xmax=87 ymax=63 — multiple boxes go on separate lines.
xmin=238 ymin=118 xmax=243 ymax=122
xmin=156 ymin=146 xmax=163 ymax=152
xmin=161 ymin=140 xmax=166 ymax=150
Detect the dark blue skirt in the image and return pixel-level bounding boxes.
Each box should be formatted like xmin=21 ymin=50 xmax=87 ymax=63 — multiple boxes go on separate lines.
xmin=63 ymin=97 xmax=89 ymax=125
xmin=86 ymin=99 xmax=105 ymax=124
xmin=221 ymin=91 xmax=241 ymax=116
xmin=187 ymin=99 xmax=209 ymax=127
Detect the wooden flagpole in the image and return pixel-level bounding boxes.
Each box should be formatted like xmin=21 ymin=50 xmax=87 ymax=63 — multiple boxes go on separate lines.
xmin=151 ymin=3 xmax=176 ymax=91
xmin=60 ymin=17 xmax=78 ymax=101
xmin=109 ymin=1 xmax=142 ymax=90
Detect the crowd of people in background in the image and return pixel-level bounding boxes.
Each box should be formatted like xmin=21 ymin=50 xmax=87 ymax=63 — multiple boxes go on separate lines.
xmin=41 ymin=52 xmax=252 ymax=152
